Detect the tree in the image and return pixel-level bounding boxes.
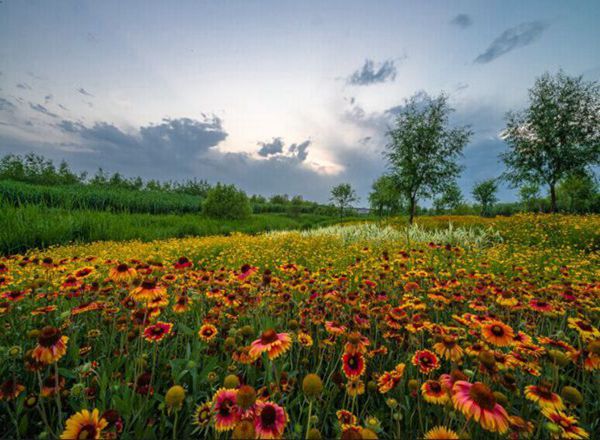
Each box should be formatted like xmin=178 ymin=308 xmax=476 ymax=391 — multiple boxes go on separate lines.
xmin=202 ymin=183 xmax=252 ymax=220
xmin=433 ymin=182 xmax=464 ymax=213
xmin=368 ymin=175 xmax=403 ymax=216
xmin=385 ymin=92 xmax=472 ymax=223
xmin=519 ymin=182 xmax=542 ymax=212
xmin=472 ymin=179 xmax=498 ymax=217
xmin=557 ymin=172 xmax=598 ymax=213
xmin=330 ymin=183 xmax=358 ymax=218
xmin=501 ymin=71 xmax=600 ymax=213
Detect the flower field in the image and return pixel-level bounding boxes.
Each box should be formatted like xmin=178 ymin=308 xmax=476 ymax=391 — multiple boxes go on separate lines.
xmin=1 ymin=215 xmax=599 ymax=439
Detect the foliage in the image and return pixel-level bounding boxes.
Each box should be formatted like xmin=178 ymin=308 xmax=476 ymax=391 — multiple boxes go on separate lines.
xmin=472 ymin=179 xmax=498 ymax=217
xmin=557 ymin=172 xmax=599 ymax=213
xmin=368 ymin=175 xmax=404 ymax=216
xmin=432 ymin=181 xmax=464 ymax=213
xmin=385 ymin=92 xmax=472 ymax=223
xmin=202 ymin=183 xmax=252 ymax=220
xmin=501 ymin=70 xmax=600 ymax=212
xmin=330 ymin=183 xmax=358 ymax=218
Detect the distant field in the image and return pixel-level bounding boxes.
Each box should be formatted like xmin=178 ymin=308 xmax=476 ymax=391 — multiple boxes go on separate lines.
xmin=0 ymin=201 xmax=354 ymax=254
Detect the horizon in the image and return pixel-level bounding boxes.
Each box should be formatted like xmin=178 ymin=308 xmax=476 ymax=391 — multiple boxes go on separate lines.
xmin=1 ymin=0 xmax=599 ymax=205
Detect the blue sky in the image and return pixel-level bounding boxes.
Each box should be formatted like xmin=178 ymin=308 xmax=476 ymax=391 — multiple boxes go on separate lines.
xmin=1 ymin=0 xmax=599 ymax=204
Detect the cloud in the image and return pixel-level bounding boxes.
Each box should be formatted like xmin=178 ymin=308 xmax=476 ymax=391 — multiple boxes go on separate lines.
xmin=77 ymin=88 xmax=94 ymax=97
xmin=288 ymin=140 xmax=310 ymax=161
xmin=347 ymin=59 xmax=397 ymax=86
xmin=16 ymin=83 xmax=32 ymax=90
xmin=44 ymin=94 xmax=53 ymax=104
xmin=450 ymin=14 xmax=472 ymax=28
xmin=474 ymin=21 xmax=548 ymax=64
xmin=0 ymin=97 xmax=16 ymax=112
xmin=29 ymin=102 xmax=59 ymax=118
xmin=257 ymin=137 xmax=284 ymax=157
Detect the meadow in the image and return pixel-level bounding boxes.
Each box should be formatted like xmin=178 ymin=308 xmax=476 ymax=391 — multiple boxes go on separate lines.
xmin=0 ymin=214 xmax=598 ymax=439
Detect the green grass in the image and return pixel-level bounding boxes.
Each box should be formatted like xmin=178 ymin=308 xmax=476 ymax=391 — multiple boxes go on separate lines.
xmin=0 ymin=202 xmax=353 ymax=254
xmin=0 ymin=179 xmax=203 ymax=214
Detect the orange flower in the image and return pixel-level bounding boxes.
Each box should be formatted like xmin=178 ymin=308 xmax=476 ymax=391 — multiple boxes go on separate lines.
xmin=143 ymin=321 xmax=173 ymax=343
xmin=198 ymin=324 xmax=218 ymax=342
xmin=32 ymin=326 xmax=69 ymax=364
xmin=524 ymin=384 xmax=564 ymax=410
xmin=481 ymin=320 xmax=514 ymax=347
xmin=452 ymin=381 xmax=509 ymax=433
xmin=412 ymin=350 xmax=440 ymax=374
xmin=432 ymin=335 xmax=464 ymax=362
xmin=342 ymin=351 xmax=366 ymax=379
xmin=249 ymin=329 xmax=292 ymax=360
xmin=421 ymin=380 xmax=449 ymax=405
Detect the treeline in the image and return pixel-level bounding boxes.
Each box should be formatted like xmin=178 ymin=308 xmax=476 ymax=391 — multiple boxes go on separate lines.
xmin=360 ymin=70 xmax=600 ymax=221
xmin=0 ymin=153 xmax=338 ymax=216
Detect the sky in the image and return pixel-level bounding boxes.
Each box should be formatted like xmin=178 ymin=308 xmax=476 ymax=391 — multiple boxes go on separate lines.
xmin=1 ymin=0 xmax=599 ymax=205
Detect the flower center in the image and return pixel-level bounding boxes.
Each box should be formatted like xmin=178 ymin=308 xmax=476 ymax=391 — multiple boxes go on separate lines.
xmin=141 ymin=280 xmax=156 ymax=289
xmin=469 ymin=382 xmax=496 ymax=411
xmin=260 ymin=329 xmax=278 ymax=344
xmin=38 ymin=327 xmax=61 ymax=347
xmin=117 ymin=264 xmax=129 ymax=272
xmin=429 ymin=381 xmax=441 ymax=393
xmin=261 ymin=405 xmax=277 ymax=426
xmin=491 ymin=325 xmax=504 ymax=336
xmin=77 ymin=425 xmax=97 ymax=440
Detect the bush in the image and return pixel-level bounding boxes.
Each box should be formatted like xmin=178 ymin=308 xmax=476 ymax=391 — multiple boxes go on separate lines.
xmin=202 ymin=183 xmax=252 ymax=220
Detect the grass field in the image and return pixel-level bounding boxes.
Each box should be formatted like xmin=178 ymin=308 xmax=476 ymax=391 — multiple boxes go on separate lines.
xmin=0 ymin=201 xmax=354 ymax=255
xmin=0 ymin=214 xmax=598 ymax=439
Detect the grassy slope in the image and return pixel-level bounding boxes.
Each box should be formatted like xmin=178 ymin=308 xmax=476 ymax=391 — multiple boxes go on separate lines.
xmin=0 ymin=202 xmax=356 ymax=254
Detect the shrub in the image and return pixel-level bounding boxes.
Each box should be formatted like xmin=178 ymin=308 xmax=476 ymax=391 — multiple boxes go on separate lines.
xmin=202 ymin=183 xmax=252 ymax=220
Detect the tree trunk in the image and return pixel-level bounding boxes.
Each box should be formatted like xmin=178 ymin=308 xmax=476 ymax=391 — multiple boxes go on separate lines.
xmin=550 ymin=183 xmax=557 ymax=213
xmin=409 ymin=197 xmax=416 ymax=224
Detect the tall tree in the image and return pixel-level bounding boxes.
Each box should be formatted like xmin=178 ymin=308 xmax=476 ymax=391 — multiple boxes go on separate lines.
xmin=501 ymin=71 xmax=600 ymax=212
xmin=385 ymin=93 xmax=472 ymax=223
xmin=330 ymin=183 xmax=358 ymax=218
xmin=472 ymin=179 xmax=498 ymax=217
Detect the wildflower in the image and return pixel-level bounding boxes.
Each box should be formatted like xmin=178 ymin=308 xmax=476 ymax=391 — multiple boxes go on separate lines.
xmin=236 ymin=385 xmax=257 ymax=410
xmin=412 ymin=350 xmax=440 ymax=374
xmin=254 ymin=401 xmax=288 ymax=439
xmin=143 ymin=321 xmax=173 ymax=343
xmin=432 ymin=335 xmax=464 ymax=362
xmin=60 ymin=409 xmax=108 ymax=440
xmin=249 ymin=329 xmax=292 ymax=360
xmin=32 ymin=326 xmax=69 ymax=364
xmin=213 ymin=388 xmax=239 ymax=431
xmin=342 ymin=351 xmax=366 ymax=379
xmin=198 ymin=324 xmax=218 ymax=342
xmin=525 ymin=383 xmax=564 ymax=410
xmin=421 ymin=380 xmax=448 ymax=405
xmin=542 ymin=408 xmax=589 ymax=439
xmin=192 ymin=402 xmax=212 ymax=426
xmin=303 ymin=373 xmax=323 ymax=398
xmin=424 ymin=426 xmax=459 ymax=439
xmin=0 ymin=379 xmax=25 ymax=401
xmin=481 ymin=320 xmax=514 ymax=347
xmin=452 ymin=381 xmax=509 ymax=433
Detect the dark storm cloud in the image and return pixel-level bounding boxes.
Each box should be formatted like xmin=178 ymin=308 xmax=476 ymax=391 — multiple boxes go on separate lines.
xmin=257 ymin=137 xmax=284 ymax=157
xmin=474 ymin=21 xmax=548 ymax=64
xmin=450 ymin=14 xmax=472 ymax=28
xmin=288 ymin=140 xmax=310 ymax=161
xmin=77 ymin=88 xmax=94 ymax=97
xmin=348 ymin=59 xmax=397 ymax=86
xmin=29 ymin=102 xmax=59 ymax=118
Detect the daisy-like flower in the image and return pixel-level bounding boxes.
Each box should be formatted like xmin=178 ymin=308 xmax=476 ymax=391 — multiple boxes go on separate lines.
xmin=32 ymin=326 xmax=69 ymax=364
xmin=452 ymin=381 xmax=509 ymax=433
xmin=345 ymin=378 xmax=365 ymax=397
xmin=336 ymin=410 xmax=358 ymax=429
xmin=213 ymin=388 xmax=239 ymax=432
xmin=542 ymin=408 xmax=589 ymax=439
xmin=424 ymin=426 xmax=459 ymax=439
xmin=412 ymin=350 xmax=440 ymax=374
xmin=143 ymin=321 xmax=173 ymax=343
xmin=481 ymin=320 xmax=514 ymax=347
xmin=172 ymin=295 xmax=191 ymax=313
xmin=567 ymin=317 xmax=600 ymax=340
xmin=421 ymin=380 xmax=449 ymax=405
xmin=131 ymin=279 xmax=166 ymax=302
xmin=377 ymin=362 xmax=405 ymax=393
xmin=432 ymin=335 xmax=464 ymax=362
xmin=297 ymin=332 xmax=313 ymax=347
xmin=249 ymin=329 xmax=292 ymax=360
xmin=109 ymin=263 xmax=137 ymax=282
xmin=529 ymin=298 xmax=554 ymax=313
xmin=254 ymin=401 xmax=288 ymax=439
xmin=192 ymin=402 xmax=212 ymax=427
xmin=524 ymin=384 xmax=564 ymax=410
xmin=198 ymin=324 xmax=218 ymax=342
xmin=174 ymin=256 xmax=193 ymax=270
xmin=0 ymin=379 xmax=25 ymax=401
xmin=60 ymin=409 xmax=108 ymax=440
xmin=342 ymin=351 xmax=366 ymax=379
